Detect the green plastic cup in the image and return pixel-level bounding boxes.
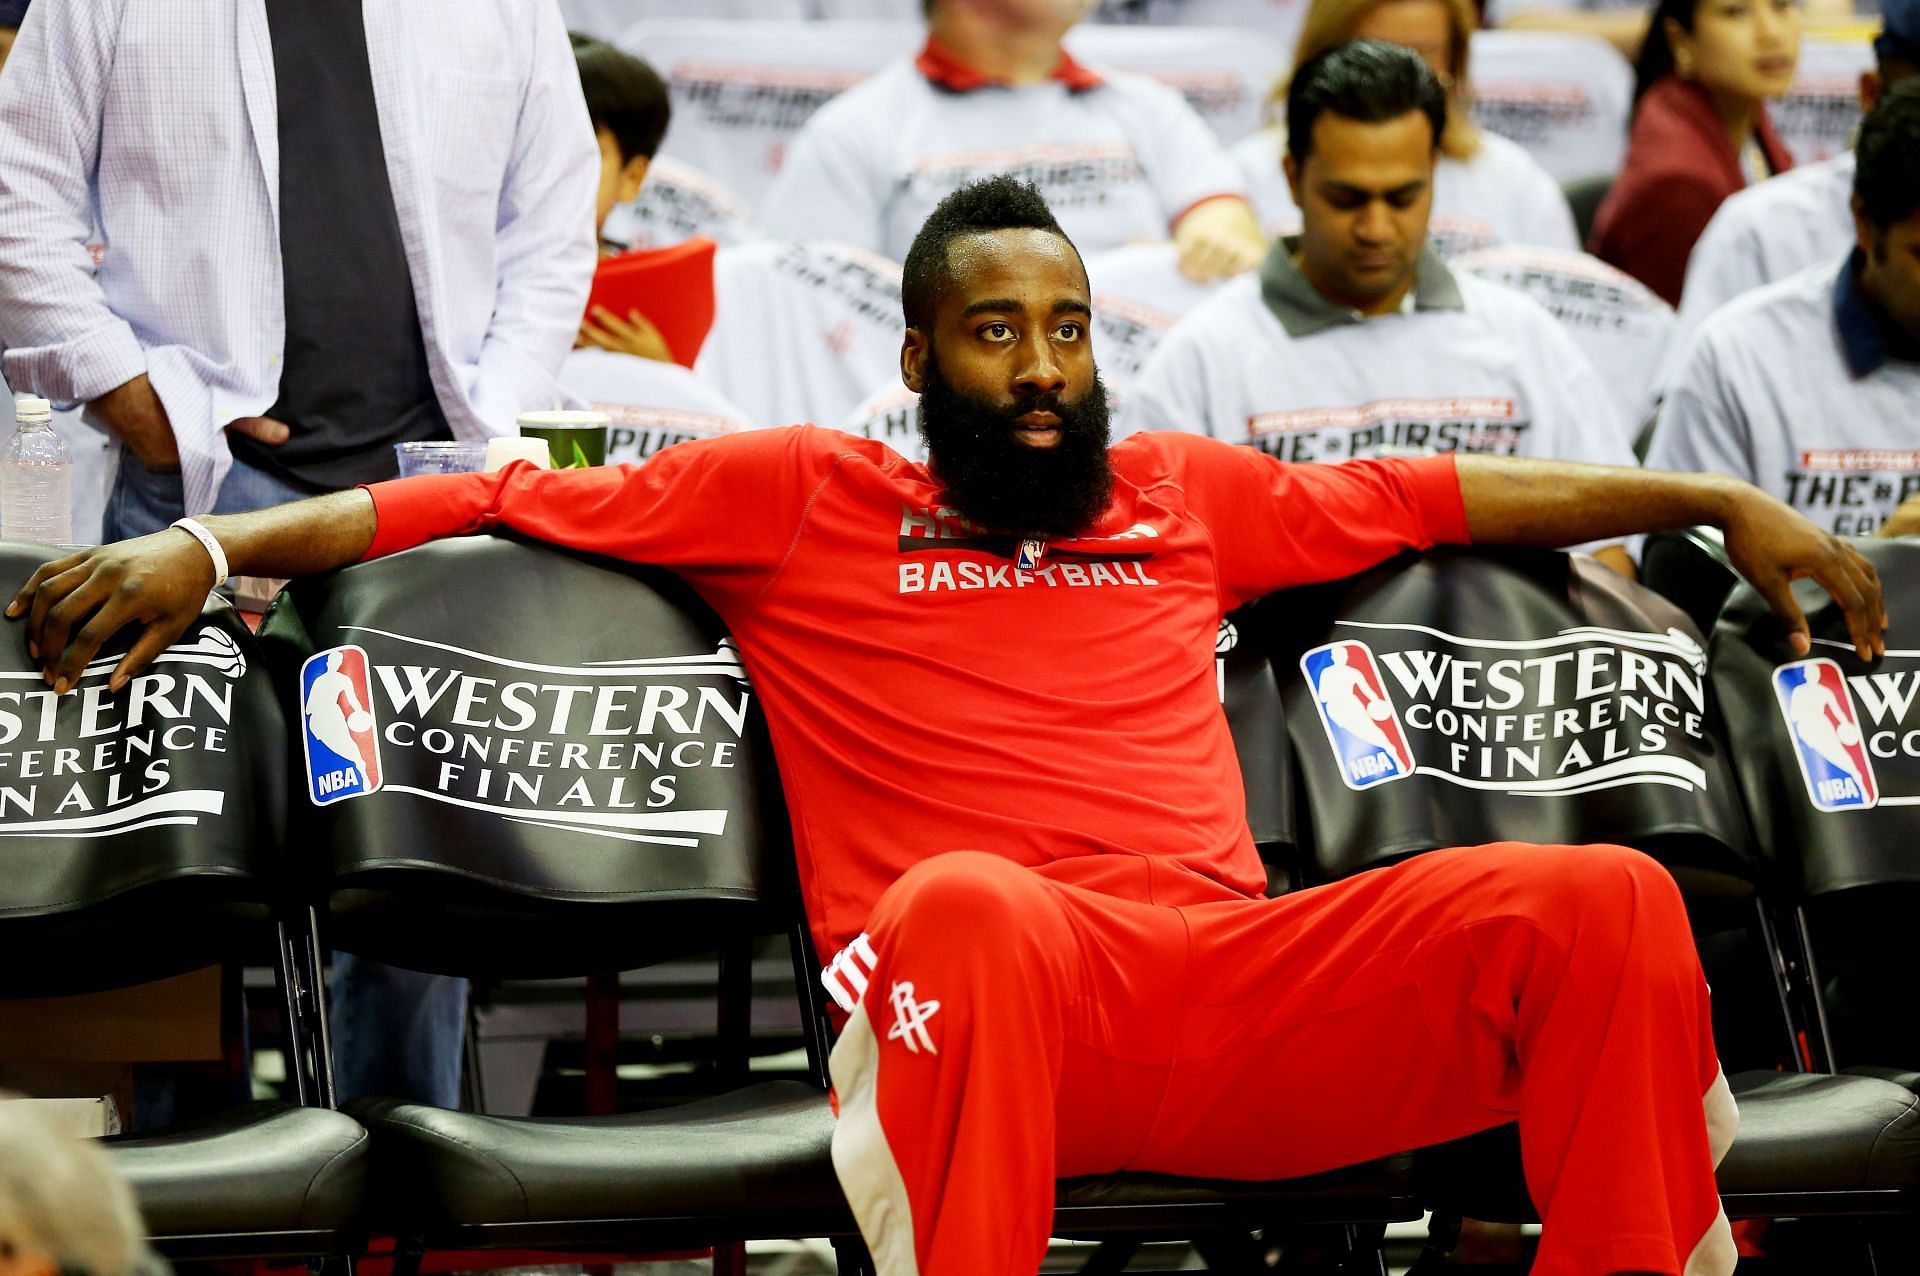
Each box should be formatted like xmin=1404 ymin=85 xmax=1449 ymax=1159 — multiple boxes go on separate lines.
xmin=518 ymin=410 xmax=611 ymax=469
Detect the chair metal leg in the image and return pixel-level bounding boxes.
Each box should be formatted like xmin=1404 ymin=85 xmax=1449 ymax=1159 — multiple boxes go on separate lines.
xmin=1407 ymin=1211 xmax=1461 ymax=1276
xmin=461 ymin=989 xmax=486 ymax=1112
xmin=584 ymin=969 xmax=620 ymax=1115
xmin=274 ymin=917 xmax=313 ymax=1108
xmin=1194 ymin=1233 xmax=1265 ymax=1272
xmin=1794 ymin=905 xmax=1839 ymax=1071
xmin=302 ymin=906 xmax=339 ymax=1109
xmin=1339 ymin=1225 xmax=1389 ymax=1276
xmin=389 ymin=1242 xmax=424 ymax=1276
xmin=717 ymin=936 xmax=754 ymax=1088
xmin=1754 ymin=896 xmax=1806 ymax=1070
xmin=832 ymin=1236 xmax=876 ymax=1276
xmin=790 ymin=918 xmax=838 ymax=1089
xmin=1074 ymin=1239 xmax=1143 ymax=1275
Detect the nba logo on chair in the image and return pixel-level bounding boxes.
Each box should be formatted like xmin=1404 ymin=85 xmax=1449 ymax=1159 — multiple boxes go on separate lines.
xmin=300 ymin=645 xmax=384 ymax=806
xmin=1772 ymin=657 xmax=1877 ymax=812
xmin=1301 ymin=639 xmax=1414 ymax=790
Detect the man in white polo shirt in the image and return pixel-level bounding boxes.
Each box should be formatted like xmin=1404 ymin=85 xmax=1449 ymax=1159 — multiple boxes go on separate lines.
xmin=1674 ymin=1 xmax=1919 ymax=346
xmin=1130 ymin=40 xmax=1635 ymax=572
xmin=1650 ymin=83 xmax=1920 ymax=538
xmin=759 ymin=0 xmax=1265 ymax=283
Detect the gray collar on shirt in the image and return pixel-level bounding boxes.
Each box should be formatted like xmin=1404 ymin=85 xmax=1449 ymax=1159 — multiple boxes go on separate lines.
xmin=1257 ymin=236 xmax=1464 ymax=338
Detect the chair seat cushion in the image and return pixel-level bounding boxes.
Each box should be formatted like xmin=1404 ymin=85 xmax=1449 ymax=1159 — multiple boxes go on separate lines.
xmin=1717 ymin=1069 xmax=1920 ymax=1197
xmin=1413 ymin=1070 xmax=1920 ymax=1222
xmin=356 ymin=1080 xmax=1419 ymax=1232
xmin=107 ymin=1100 xmax=368 ymax=1235
xmin=348 ymin=1081 xmax=845 ymax=1227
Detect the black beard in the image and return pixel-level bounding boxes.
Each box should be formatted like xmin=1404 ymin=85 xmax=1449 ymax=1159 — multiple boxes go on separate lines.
xmin=918 ymin=354 xmax=1114 ymax=539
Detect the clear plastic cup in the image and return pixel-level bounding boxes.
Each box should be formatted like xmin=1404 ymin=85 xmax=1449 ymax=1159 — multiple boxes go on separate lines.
xmin=394 ymin=441 xmax=491 ymax=478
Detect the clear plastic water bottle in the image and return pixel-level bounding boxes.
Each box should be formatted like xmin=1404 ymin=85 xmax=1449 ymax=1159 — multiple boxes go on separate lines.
xmin=2 ymin=397 xmax=73 ymax=545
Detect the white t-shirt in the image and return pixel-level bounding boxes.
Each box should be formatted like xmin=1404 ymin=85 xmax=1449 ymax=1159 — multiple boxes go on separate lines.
xmin=560 ymin=348 xmax=758 ymax=466
xmin=1466 ymin=30 xmax=1635 ymax=183
xmin=1774 ymin=37 xmax=1873 ymax=169
xmin=1673 ymin=152 xmax=1857 ymax=355
xmin=697 ymin=239 xmax=906 ymax=429
xmin=603 ymin=158 xmax=756 ymax=253
xmin=1066 ymin=22 xmax=1292 ymax=147
xmin=1649 ymin=256 xmax=1920 ymax=537
xmin=1230 ymin=126 xmax=1578 ymax=256
xmin=1454 ymin=244 xmax=1674 ymax=439
xmin=760 ymin=57 xmax=1246 ymax=261
xmin=1127 ymin=244 xmax=1636 ymax=469
xmin=562 ymin=0 xmax=807 ymax=40
xmin=615 ymin=20 xmax=920 ymax=212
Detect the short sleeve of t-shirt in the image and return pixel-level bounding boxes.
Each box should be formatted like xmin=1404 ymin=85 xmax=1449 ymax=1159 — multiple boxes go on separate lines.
xmin=362 ymin=424 xmax=850 ymax=613
xmin=1645 ymin=335 xmax=1756 ymax=484
xmin=1132 ymin=432 xmax=1470 ymax=609
xmin=1122 ymin=74 xmax=1247 ymax=224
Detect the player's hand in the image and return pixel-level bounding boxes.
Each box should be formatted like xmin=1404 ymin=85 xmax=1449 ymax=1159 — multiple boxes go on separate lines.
xmin=576 ymin=305 xmax=674 ymax=362
xmin=1722 ymin=488 xmax=1886 ymax=662
xmin=1878 ymin=494 xmax=1920 ymax=539
xmin=5 ymin=531 xmax=218 ymax=695
xmin=1172 ymin=197 xmax=1266 ymax=283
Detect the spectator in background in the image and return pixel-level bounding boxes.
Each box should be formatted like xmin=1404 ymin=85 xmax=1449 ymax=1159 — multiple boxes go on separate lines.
xmin=1675 ymin=0 xmax=1920 ymax=341
xmin=1649 ymin=81 xmax=1920 ymax=537
xmin=0 ymin=1 xmax=24 ymax=76
xmin=760 ymin=0 xmax=1266 ymax=282
xmin=1131 ymin=42 xmax=1637 ymax=574
xmin=0 ymin=0 xmax=597 ymax=541
xmin=1588 ymin=0 xmax=1800 ymax=305
xmin=0 ymin=0 xmax=597 ymax=1111
xmin=1232 ymin=0 xmax=1580 ymax=255
xmin=0 ymin=1099 xmax=155 ymax=1276
xmin=565 ymin=36 xmax=754 ymax=464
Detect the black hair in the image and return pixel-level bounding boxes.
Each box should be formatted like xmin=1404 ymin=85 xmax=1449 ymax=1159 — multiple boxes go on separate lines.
xmin=901 ymin=176 xmax=1080 ymax=331
xmin=570 ymin=34 xmax=671 ymax=162
xmin=1632 ymin=0 xmax=1704 ymax=107
xmin=1856 ymin=79 xmax=1920 ymax=229
xmin=1286 ymin=40 xmax=1447 ymax=164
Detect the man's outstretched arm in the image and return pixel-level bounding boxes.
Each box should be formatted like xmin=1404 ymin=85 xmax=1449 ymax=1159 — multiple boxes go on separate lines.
xmin=6 ymin=490 xmax=377 ymax=694
xmin=1455 ymin=456 xmax=1887 ymax=662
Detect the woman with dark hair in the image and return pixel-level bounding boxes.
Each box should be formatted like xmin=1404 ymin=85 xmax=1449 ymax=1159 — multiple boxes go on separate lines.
xmin=1588 ymin=0 xmax=1801 ymax=304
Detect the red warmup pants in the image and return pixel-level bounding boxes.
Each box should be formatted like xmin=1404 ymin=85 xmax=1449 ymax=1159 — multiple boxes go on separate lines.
xmin=827 ymin=843 xmax=1738 ymax=1276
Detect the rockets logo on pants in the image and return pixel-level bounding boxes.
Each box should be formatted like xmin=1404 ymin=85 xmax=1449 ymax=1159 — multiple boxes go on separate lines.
xmin=1300 ymin=640 xmax=1413 ymax=789
xmin=301 ymin=646 xmax=384 ymax=805
xmin=1772 ymin=657 xmax=1878 ymax=811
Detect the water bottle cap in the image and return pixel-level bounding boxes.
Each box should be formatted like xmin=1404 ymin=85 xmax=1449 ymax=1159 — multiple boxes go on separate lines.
xmin=14 ymin=396 xmax=51 ymax=422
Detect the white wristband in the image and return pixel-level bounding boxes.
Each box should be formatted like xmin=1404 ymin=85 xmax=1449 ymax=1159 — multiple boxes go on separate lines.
xmin=170 ymin=517 xmax=230 ymax=585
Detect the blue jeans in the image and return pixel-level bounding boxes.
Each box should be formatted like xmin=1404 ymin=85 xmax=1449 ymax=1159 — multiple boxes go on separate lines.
xmin=106 ymin=449 xmax=472 ymax=1108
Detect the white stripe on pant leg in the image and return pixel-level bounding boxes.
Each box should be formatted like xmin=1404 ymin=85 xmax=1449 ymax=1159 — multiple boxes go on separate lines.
xmin=1703 ymin=1066 xmax=1738 ymax=1165
xmin=1685 ymin=1067 xmax=1740 ymax=1276
xmin=830 ymin=1003 xmax=922 ymax=1276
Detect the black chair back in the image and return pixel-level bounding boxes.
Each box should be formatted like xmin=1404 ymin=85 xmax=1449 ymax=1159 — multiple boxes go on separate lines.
xmin=1710 ymin=538 xmax=1920 ymax=897
xmin=1258 ymin=548 xmax=1755 ymax=911
xmin=0 ymin=542 xmax=284 ymax=993
xmin=1641 ymin=526 xmax=1741 ymax=639
xmin=257 ymin=536 xmax=785 ymax=978
xmin=1219 ymin=606 xmax=1296 ymax=859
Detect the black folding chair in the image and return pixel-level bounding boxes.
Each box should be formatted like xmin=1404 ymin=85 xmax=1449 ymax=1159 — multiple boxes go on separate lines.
xmin=1259 ymin=546 xmax=1920 ymax=1270
xmin=1712 ymin=537 xmax=1920 ymax=1092
xmin=257 ymin=536 xmax=861 ymax=1271
xmin=0 ymin=541 xmax=366 ymax=1264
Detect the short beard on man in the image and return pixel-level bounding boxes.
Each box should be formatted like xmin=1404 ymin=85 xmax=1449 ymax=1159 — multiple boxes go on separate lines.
xmin=918 ymin=349 xmax=1114 ymax=539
